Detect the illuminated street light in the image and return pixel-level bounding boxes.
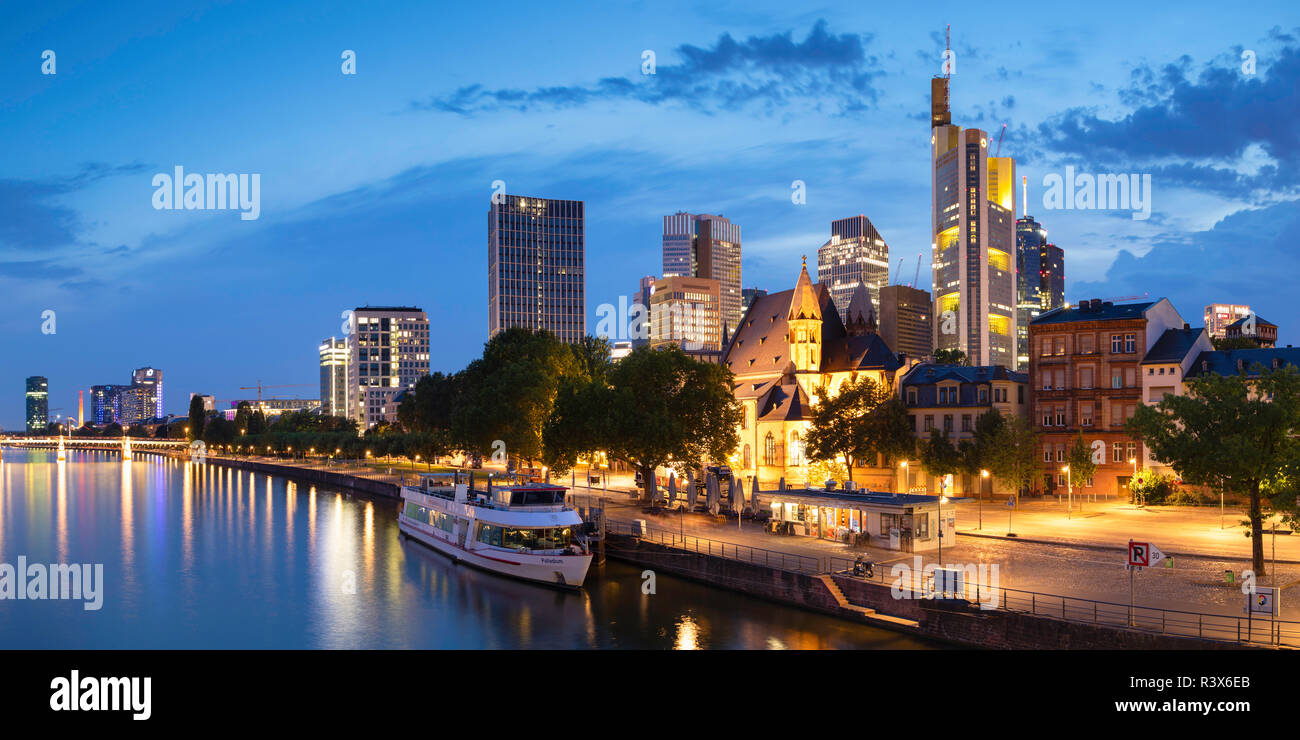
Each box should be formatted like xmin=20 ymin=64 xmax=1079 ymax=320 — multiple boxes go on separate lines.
xmin=979 ymin=469 xmax=989 ymax=530
xmin=1061 ymin=465 xmax=1072 ymax=518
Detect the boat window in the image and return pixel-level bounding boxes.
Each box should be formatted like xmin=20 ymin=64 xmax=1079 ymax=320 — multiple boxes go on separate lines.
xmin=478 ymin=525 xmax=573 ymax=551
xmin=508 ymin=489 xmax=565 ymax=506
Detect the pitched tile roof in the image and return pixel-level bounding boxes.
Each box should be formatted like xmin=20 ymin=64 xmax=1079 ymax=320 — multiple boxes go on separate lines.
xmin=1185 ymin=348 xmax=1300 ymax=378
xmin=1141 ymin=327 xmax=1207 ymax=364
xmin=1030 ymin=300 xmax=1157 ymax=325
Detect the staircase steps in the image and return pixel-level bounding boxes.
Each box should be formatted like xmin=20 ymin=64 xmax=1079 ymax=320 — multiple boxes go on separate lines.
xmin=817 ymin=575 xmax=921 ymax=628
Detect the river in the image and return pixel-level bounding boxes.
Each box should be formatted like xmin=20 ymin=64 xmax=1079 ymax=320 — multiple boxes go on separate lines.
xmin=0 ymin=450 xmax=934 ymax=649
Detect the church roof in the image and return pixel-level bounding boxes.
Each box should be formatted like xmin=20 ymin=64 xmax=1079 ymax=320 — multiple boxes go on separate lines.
xmin=787 ymin=260 xmax=822 ymax=321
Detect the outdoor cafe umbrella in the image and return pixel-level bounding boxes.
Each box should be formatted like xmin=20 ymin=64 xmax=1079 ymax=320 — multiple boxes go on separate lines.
xmin=707 ymin=473 xmax=720 ymax=516
xmin=667 ymin=472 xmax=677 ymax=508
xmin=731 ymin=476 xmax=748 ymax=515
xmin=686 ymin=469 xmax=698 ymax=510
xmin=645 ymin=470 xmax=658 ymax=505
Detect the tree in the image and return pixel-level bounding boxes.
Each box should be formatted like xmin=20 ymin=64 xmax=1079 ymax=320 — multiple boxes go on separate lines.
xmin=1211 ymin=336 xmax=1260 ymax=351
xmin=397 ymin=372 xmax=460 ymax=438
xmin=202 ymin=416 xmax=236 ymax=447
xmin=1063 ymin=432 xmax=1097 ymax=490
xmin=103 ymin=422 xmax=124 ymax=437
xmin=804 ymin=377 xmax=908 ymax=484
xmin=543 ymin=345 xmax=741 ymax=503
xmin=1128 ymin=364 xmax=1300 ymax=575
xmin=987 ymin=414 xmax=1040 ymax=496
xmin=919 ymin=429 xmax=961 ymax=492
xmin=957 ymin=408 xmax=1005 ymax=493
xmin=233 ymin=402 xmax=253 ymax=434
xmin=570 ymin=335 xmax=613 ymax=386
xmin=933 ymin=349 xmax=968 ymax=365
xmin=452 ymin=328 xmax=578 ymax=465
xmin=187 ymin=395 xmax=206 ymax=441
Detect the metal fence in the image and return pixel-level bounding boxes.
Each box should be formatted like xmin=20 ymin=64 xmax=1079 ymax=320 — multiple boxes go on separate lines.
xmin=606 ymin=519 xmax=821 ymax=574
xmin=824 ymin=554 xmax=1300 ymax=648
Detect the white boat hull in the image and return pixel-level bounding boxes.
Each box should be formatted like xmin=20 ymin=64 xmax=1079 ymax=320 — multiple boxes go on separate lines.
xmin=399 ymin=515 xmax=593 ymax=589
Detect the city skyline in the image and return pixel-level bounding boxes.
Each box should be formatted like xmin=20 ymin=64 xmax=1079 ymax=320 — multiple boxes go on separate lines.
xmin=4 ymin=4 xmax=1299 ymax=428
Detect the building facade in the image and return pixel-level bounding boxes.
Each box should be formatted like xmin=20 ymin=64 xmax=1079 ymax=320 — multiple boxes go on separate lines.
xmin=649 ymin=275 xmax=723 ymax=363
xmin=931 ymin=76 xmax=1017 ymax=368
xmin=817 ymin=215 xmax=890 ymax=321
xmin=662 ymin=212 xmax=742 ymax=333
xmin=318 ymin=337 xmax=349 ymax=417
xmin=131 ymin=367 xmax=164 ymax=420
xmin=489 ymin=195 xmax=585 ymax=344
xmin=1204 ymin=303 xmax=1251 ymax=339
xmin=1029 ymin=298 xmax=1189 ymax=497
xmin=723 ymin=261 xmax=904 ymax=489
xmin=879 ymin=284 xmax=933 ymax=362
xmin=1015 ymin=214 xmax=1065 ymax=370
xmin=630 ymin=275 xmax=655 ymax=348
xmin=25 ymin=376 xmax=48 ymax=433
xmin=347 ymin=306 xmax=430 ymax=428
xmin=1223 ymin=315 xmax=1277 ymax=348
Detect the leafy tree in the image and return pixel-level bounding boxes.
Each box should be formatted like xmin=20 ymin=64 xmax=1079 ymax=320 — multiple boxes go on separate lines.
xmin=1211 ymin=336 xmax=1260 ymax=351
xmin=127 ymin=424 xmax=150 ymax=438
xmin=1063 ymin=432 xmax=1096 ymax=490
xmin=202 ymin=416 xmax=236 ymax=447
xmin=987 ymin=414 xmax=1040 ymax=496
xmin=958 ymin=408 xmax=1005 ymax=494
xmin=933 ymin=349 xmax=968 ymax=366
xmin=543 ymin=345 xmax=741 ymax=503
xmin=103 ymin=422 xmax=124 ymax=437
xmin=570 ymin=335 xmax=613 ymax=386
xmin=804 ymin=377 xmax=908 ymax=484
xmin=1129 ymin=364 xmax=1300 ymax=574
xmin=187 ymin=395 xmax=207 ymax=441
xmin=233 ymin=402 xmax=253 ymax=434
xmin=452 ymin=328 xmax=578 ymax=465
xmin=919 ymin=428 xmax=961 ymax=492
xmin=397 ymin=372 xmax=460 ymax=439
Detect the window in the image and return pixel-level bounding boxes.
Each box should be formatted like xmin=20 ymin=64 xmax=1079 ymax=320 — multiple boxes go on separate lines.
xmin=907 ymin=389 xmax=917 ymax=405
xmin=943 ymin=415 xmax=953 ymax=432
xmin=939 ymin=388 xmax=948 ymax=404
xmin=1018 ymin=386 xmax=1025 ymax=404
xmin=1079 ymin=366 xmax=1093 ymax=389
xmin=1042 ymin=410 xmax=1052 ymax=427
xmin=979 ymin=388 xmax=988 ymax=403
xmin=1112 ymin=371 xmax=1123 ymax=389
xmin=789 ymin=431 xmax=802 ymax=466
xmin=1081 ymin=406 xmax=1093 ymax=426
xmin=1127 ymin=442 xmax=1136 ymax=460
xmin=881 ymin=513 xmax=901 ymax=534
xmin=924 ymin=415 xmax=934 ymax=432
xmin=915 ymin=513 xmax=930 ymax=539
xmin=764 ymin=433 xmax=776 ymax=466
xmin=1056 ymin=407 xmax=1066 ymax=426
xmin=1055 ymin=445 xmax=1065 ymax=462
xmin=1042 ymin=373 xmax=1052 ymax=391
xmin=1125 ymin=334 xmax=1136 ymax=353
xmin=1054 ymin=338 xmax=1066 ymax=356
xmin=1079 ymin=334 xmax=1094 ymax=354
xmin=1043 ymin=446 xmax=1052 ymax=463
xmin=961 ymin=414 xmax=972 ymax=432
xmin=1111 ymin=334 xmax=1123 ymax=353
xmin=743 ymin=444 xmax=752 ymax=469
xmin=1113 ymin=444 xmax=1123 ymax=463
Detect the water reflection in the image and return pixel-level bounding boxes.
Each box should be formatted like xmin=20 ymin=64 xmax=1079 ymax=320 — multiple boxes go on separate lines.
xmin=0 ymin=450 xmax=935 ymax=650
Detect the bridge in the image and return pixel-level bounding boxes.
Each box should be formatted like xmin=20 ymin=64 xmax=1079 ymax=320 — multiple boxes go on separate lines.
xmin=0 ymin=436 xmax=190 ymax=460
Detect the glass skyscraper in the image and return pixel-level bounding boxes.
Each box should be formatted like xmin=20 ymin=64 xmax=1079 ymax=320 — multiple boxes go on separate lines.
xmin=817 ymin=215 xmax=890 ymax=322
xmin=25 ymin=376 xmax=48 ymax=433
xmin=1015 ymin=215 xmax=1065 ymax=370
xmin=489 ymin=195 xmax=586 ymax=344
xmin=662 ymin=212 xmax=742 ymax=334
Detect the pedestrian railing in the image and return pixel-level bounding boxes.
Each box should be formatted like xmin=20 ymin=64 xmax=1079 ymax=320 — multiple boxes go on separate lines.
xmin=824 ymin=554 xmax=1299 ymax=648
xmin=606 ymin=519 xmax=821 ymax=574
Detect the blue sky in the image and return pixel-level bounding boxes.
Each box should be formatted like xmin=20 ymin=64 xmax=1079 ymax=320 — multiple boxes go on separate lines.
xmin=2 ymin=0 xmax=1297 ymax=428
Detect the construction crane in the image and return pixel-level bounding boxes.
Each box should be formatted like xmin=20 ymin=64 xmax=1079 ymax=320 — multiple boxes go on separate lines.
xmin=995 ymin=123 xmax=1007 ymax=157
xmin=893 ymin=258 xmax=904 ymax=285
xmin=238 ymin=381 xmax=314 ymax=405
xmin=912 ymin=254 xmax=923 ymax=289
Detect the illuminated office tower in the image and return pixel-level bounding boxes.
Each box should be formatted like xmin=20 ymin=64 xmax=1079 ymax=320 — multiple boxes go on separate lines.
xmin=1204 ymin=303 xmax=1252 ymax=339
xmin=131 ymin=367 xmax=164 ymax=420
xmin=489 ymin=195 xmax=585 ymax=344
xmin=319 ymin=337 xmax=350 ymax=417
xmin=346 ymin=306 xmax=430 ymax=428
xmin=930 ymin=71 xmax=1017 ymax=368
xmin=25 ymin=376 xmax=48 ymax=433
xmin=817 ymin=215 xmax=890 ymax=321
xmin=1015 ymin=213 xmax=1065 ymax=370
xmin=662 ymin=212 xmax=742 ymax=333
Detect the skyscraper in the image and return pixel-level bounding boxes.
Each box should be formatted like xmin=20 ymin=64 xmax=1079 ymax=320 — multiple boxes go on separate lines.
xmin=489 ymin=195 xmax=585 ymax=344
xmin=930 ymin=71 xmax=1017 ymax=368
xmin=1015 ymin=213 xmax=1065 ymax=370
xmin=1204 ymin=303 xmax=1252 ymax=338
xmin=90 ymin=384 xmax=128 ymax=424
xmin=131 ymin=367 xmax=164 ymax=420
xmin=662 ymin=212 xmax=742 ymax=333
xmin=319 ymin=337 xmax=349 ymax=417
xmin=879 ymin=285 xmax=933 ymax=361
xmin=631 ymin=275 xmax=655 ymax=348
xmin=817 ymin=215 xmax=890 ymax=321
xmin=347 ymin=306 xmax=430 ymax=428
xmin=25 ymin=376 xmax=48 ymax=433
xmin=648 ymin=275 xmax=722 ymax=358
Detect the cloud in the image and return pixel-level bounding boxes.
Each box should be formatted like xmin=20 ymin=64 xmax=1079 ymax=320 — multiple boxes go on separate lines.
xmin=414 ymin=20 xmax=882 ymax=116
xmin=0 ymin=162 xmax=148 ymax=253
xmin=1034 ymin=34 xmax=1300 ymax=198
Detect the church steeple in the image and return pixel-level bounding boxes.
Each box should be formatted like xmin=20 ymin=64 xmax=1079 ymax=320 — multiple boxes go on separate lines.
xmin=787 ymin=257 xmax=823 ymax=371
xmin=844 ymin=281 xmax=877 ymax=336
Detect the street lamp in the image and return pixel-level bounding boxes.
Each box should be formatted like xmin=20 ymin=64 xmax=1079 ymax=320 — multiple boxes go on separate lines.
xmin=1129 ymin=457 xmax=1138 ymax=506
xmin=979 ymin=469 xmax=989 ymax=530
xmin=938 ymin=495 xmax=949 ymax=564
xmin=1061 ymin=465 xmax=1072 ymax=518
xmin=899 ymin=460 xmax=908 ymax=493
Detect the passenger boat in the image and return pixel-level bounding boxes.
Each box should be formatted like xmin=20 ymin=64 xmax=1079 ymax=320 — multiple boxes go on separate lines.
xmin=398 ymin=471 xmax=593 ymax=588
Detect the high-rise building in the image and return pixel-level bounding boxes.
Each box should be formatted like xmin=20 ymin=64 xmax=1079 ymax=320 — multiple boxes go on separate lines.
xmin=662 ymin=212 xmax=742 ymax=333
xmin=1015 ymin=214 xmax=1065 ymax=370
xmin=131 ymin=367 xmax=164 ymax=420
xmin=649 ymin=275 xmax=722 ymax=359
xmin=880 ymin=285 xmax=933 ymax=361
xmin=347 ymin=306 xmax=430 ymax=428
xmin=931 ymin=72 xmax=1017 ymax=368
xmin=489 ymin=195 xmax=585 ymax=344
xmin=118 ymin=385 xmax=153 ymax=426
xmin=817 ymin=215 xmax=890 ymax=321
xmin=318 ymin=337 xmax=349 ymax=417
xmin=90 ymin=384 xmax=128 ymax=424
xmin=631 ymin=275 xmax=655 ymax=348
xmin=25 ymin=376 xmax=48 ymax=433
xmin=741 ymin=287 xmax=767 ymax=314
xmin=1204 ymin=303 xmax=1252 ymax=338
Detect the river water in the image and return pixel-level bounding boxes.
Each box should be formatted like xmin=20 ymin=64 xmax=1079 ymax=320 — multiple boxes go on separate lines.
xmin=0 ymin=450 xmax=933 ymax=649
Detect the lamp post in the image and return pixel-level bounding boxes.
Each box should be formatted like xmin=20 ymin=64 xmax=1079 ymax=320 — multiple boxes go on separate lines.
xmin=1129 ymin=457 xmax=1138 ymax=506
xmin=1062 ymin=465 xmax=1072 ymax=519
xmin=899 ymin=460 xmax=908 ymax=493
xmin=979 ymin=469 xmax=988 ymax=530
xmin=938 ymin=495 xmax=949 ymax=564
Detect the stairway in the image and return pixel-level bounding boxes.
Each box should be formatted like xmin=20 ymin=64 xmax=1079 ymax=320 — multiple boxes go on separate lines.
xmin=817 ymin=575 xmax=921 ymax=628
